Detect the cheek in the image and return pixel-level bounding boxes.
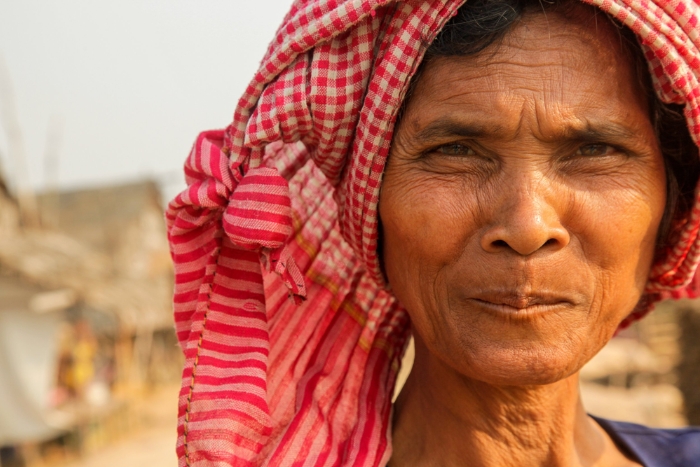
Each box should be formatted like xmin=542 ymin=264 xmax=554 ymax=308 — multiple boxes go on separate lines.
xmin=569 ymin=171 xmax=666 ymax=299
xmin=380 ymin=171 xmax=478 ymax=291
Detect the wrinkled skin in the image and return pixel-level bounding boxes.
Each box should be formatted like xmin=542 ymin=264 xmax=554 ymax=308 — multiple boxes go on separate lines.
xmin=382 ymin=5 xmax=664 ymax=467
xmin=381 ymin=23 xmax=665 ymax=389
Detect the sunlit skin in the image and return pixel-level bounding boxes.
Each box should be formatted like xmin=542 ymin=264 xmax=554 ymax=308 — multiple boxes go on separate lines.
xmin=382 ymin=6 xmax=666 ymax=467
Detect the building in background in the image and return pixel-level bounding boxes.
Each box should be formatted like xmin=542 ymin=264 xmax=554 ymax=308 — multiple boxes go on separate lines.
xmin=0 ymin=175 xmax=180 ymax=466
xmin=0 ymin=270 xmax=73 ymax=447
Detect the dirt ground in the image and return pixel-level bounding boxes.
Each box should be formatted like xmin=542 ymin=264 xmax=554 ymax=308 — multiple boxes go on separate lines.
xmin=59 ymin=384 xmax=179 ymax=467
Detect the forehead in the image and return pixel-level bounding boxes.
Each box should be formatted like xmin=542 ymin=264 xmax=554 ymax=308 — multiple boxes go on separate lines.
xmin=401 ymin=8 xmax=650 ymax=137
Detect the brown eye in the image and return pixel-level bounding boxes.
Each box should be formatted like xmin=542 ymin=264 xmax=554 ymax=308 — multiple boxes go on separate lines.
xmin=436 ymin=143 xmax=475 ymax=156
xmin=576 ymin=143 xmax=614 ymax=157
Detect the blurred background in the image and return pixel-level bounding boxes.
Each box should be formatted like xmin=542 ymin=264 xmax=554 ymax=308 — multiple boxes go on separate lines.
xmin=0 ymin=1 xmax=699 ymax=467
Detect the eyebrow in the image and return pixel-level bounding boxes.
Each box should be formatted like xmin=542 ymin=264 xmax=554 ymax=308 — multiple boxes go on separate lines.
xmin=411 ymin=117 xmax=640 ymax=143
xmin=413 ymin=119 xmax=499 ymax=141
xmin=561 ymin=124 xmax=638 ymax=143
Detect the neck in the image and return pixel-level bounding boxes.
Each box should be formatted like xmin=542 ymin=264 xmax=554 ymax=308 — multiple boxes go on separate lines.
xmin=389 ymin=337 xmax=633 ymax=467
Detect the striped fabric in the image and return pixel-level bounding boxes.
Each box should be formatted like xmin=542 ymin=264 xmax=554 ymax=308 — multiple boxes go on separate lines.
xmin=166 ymin=0 xmax=700 ymax=465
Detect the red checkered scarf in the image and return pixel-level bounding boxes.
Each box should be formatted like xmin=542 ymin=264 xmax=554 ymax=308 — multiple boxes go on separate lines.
xmin=166 ymin=0 xmax=700 ymax=465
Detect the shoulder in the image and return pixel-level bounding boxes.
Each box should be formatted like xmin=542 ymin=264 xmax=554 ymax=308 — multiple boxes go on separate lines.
xmin=593 ymin=416 xmax=700 ymax=467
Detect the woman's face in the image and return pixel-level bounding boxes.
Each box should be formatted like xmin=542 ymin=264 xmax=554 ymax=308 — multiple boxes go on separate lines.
xmin=379 ymin=9 xmax=666 ymax=386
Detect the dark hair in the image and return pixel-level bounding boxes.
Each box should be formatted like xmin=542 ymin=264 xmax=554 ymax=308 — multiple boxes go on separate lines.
xmin=402 ymin=0 xmax=700 ymax=251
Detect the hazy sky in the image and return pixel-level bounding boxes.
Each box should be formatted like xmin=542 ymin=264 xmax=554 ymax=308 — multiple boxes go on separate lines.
xmin=0 ymin=0 xmax=292 ymax=199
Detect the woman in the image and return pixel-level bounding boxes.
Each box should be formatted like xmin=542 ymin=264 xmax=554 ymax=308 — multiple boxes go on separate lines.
xmin=166 ymin=0 xmax=700 ymax=465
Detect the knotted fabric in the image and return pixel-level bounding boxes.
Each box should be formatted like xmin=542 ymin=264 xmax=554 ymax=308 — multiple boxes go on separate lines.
xmin=166 ymin=0 xmax=700 ymax=465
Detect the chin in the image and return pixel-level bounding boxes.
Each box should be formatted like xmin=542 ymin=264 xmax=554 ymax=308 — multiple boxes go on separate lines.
xmin=446 ymin=331 xmax=599 ymax=387
xmin=468 ymin=353 xmax=581 ymax=386
xmin=429 ymin=298 xmax=624 ymax=386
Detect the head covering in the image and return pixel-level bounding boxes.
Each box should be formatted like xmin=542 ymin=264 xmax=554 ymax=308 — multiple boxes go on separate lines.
xmin=166 ymin=0 xmax=700 ymax=465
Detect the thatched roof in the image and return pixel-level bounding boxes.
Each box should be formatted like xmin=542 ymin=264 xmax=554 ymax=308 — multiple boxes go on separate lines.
xmin=0 ymin=179 xmax=173 ymax=332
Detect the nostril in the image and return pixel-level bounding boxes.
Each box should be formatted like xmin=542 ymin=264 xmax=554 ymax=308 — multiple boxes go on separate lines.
xmin=488 ymin=237 xmax=561 ymax=253
xmin=481 ymin=221 xmax=570 ymax=255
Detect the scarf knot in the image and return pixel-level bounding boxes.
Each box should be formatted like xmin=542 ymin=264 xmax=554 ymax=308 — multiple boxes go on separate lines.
xmin=167 ymin=129 xmax=307 ymax=303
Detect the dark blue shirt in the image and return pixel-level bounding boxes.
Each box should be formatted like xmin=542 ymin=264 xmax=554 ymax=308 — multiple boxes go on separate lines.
xmin=594 ymin=417 xmax=700 ymax=467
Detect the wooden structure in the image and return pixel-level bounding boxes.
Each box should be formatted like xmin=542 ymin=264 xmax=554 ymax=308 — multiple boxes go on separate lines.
xmin=0 ymin=176 xmax=180 ymax=464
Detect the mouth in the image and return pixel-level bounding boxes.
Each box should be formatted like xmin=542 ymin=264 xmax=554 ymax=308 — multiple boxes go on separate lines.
xmin=468 ymin=291 xmax=575 ymax=316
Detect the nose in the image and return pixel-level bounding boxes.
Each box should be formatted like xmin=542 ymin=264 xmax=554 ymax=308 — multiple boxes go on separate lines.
xmin=480 ymin=178 xmax=570 ymax=256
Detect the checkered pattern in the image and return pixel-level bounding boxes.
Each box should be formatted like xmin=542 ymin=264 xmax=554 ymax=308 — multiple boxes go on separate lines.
xmin=166 ymin=0 xmax=700 ymax=465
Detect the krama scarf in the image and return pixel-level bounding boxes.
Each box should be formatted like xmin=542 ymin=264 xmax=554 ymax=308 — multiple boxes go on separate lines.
xmin=166 ymin=0 xmax=700 ymax=465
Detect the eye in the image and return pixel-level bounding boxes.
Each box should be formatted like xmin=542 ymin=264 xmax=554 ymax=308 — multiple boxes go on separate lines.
xmin=575 ymin=143 xmax=615 ymax=157
xmin=435 ymin=143 xmax=476 ymax=156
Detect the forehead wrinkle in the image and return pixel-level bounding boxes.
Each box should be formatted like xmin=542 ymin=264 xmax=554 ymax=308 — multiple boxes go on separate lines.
xmin=474 ymin=25 xmax=605 ymax=70
xmin=483 ymin=58 xmax=597 ymax=100
xmin=400 ymin=7 xmax=651 ymax=148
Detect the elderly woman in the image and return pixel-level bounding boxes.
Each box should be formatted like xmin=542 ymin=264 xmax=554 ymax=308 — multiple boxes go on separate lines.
xmin=167 ymin=0 xmax=700 ymax=465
